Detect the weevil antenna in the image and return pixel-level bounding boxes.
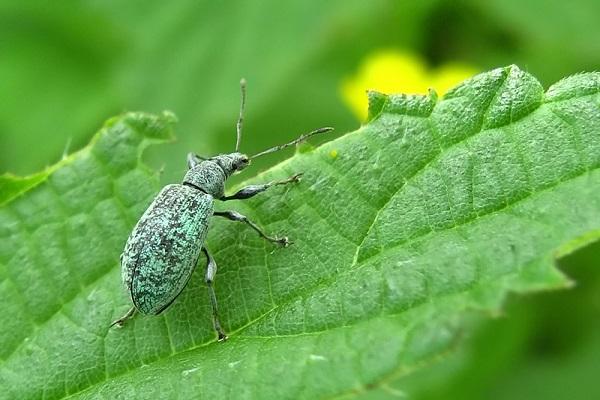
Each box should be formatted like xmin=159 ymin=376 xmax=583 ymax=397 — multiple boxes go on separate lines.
xmin=235 ymin=78 xmax=247 ymax=152
xmin=250 ymin=127 xmax=334 ymax=159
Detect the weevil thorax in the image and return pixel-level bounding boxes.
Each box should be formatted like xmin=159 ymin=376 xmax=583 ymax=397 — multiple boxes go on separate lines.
xmin=182 ymin=152 xmax=249 ymax=198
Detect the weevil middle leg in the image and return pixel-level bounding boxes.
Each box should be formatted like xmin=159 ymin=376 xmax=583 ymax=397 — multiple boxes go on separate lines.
xmin=202 ymin=247 xmax=228 ymax=341
xmin=213 ymin=210 xmax=290 ymax=246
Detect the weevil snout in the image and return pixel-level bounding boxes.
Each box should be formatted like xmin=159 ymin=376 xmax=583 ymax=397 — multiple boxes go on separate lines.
xmin=211 ymin=152 xmax=250 ymax=176
xmin=233 ymin=154 xmax=250 ymax=171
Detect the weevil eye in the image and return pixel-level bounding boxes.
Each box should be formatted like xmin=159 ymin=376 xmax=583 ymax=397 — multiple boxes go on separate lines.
xmin=235 ymin=155 xmax=250 ymax=170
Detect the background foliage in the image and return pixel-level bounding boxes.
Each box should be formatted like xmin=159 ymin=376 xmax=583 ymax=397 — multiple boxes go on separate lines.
xmin=1 ymin=1 xmax=599 ymax=399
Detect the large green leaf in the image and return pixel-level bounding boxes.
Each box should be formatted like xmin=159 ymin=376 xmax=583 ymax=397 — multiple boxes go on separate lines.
xmin=391 ymin=240 xmax=600 ymax=400
xmin=1 ymin=66 xmax=599 ymax=399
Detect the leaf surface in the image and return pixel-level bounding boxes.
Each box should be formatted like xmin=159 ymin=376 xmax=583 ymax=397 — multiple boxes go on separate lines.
xmin=1 ymin=66 xmax=599 ymax=399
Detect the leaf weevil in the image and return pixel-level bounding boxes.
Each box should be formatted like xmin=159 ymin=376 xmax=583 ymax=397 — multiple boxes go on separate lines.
xmin=111 ymin=79 xmax=333 ymax=341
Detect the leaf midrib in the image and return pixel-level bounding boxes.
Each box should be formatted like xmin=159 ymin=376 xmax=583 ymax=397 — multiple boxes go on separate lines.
xmin=233 ymin=159 xmax=597 ymax=342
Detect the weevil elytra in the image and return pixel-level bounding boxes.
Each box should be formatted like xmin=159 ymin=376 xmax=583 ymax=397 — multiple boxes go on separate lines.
xmin=111 ymin=79 xmax=333 ymax=341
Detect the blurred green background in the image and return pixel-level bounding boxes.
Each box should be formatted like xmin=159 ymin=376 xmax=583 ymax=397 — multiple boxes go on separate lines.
xmin=1 ymin=0 xmax=598 ymax=398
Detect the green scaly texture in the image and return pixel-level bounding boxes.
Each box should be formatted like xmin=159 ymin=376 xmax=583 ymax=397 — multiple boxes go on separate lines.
xmin=0 ymin=66 xmax=599 ymax=399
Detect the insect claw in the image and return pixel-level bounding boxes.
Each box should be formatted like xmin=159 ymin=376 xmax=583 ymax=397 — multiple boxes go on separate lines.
xmin=218 ymin=333 xmax=229 ymax=342
xmin=110 ymin=306 xmax=136 ymax=328
xmin=109 ymin=319 xmax=124 ymax=328
xmin=291 ymin=173 xmax=303 ymax=182
xmin=277 ymin=236 xmax=292 ymax=247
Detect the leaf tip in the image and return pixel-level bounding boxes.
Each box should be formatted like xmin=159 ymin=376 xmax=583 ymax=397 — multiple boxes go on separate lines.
xmin=0 ymin=171 xmax=50 ymax=206
xmin=545 ymin=71 xmax=600 ymax=102
xmin=122 ymin=110 xmax=178 ymax=143
xmin=554 ymin=230 xmax=600 ymax=259
xmin=366 ymin=89 xmax=437 ymax=122
xmin=366 ymin=90 xmax=388 ymax=123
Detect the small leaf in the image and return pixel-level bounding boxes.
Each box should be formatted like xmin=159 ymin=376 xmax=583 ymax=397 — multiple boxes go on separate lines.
xmin=0 ymin=172 xmax=51 ymax=207
xmin=1 ymin=66 xmax=599 ymax=399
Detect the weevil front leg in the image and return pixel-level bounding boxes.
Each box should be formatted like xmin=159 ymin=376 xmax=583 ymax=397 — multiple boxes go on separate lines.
xmin=202 ymin=247 xmax=228 ymax=342
xmin=214 ymin=210 xmax=291 ymax=247
xmin=187 ymin=153 xmax=208 ymax=169
xmin=220 ymin=173 xmax=302 ymax=201
xmin=110 ymin=306 xmax=137 ymax=328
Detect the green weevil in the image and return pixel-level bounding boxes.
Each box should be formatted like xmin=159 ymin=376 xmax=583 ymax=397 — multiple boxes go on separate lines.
xmin=111 ymin=79 xmax=333 ymax=341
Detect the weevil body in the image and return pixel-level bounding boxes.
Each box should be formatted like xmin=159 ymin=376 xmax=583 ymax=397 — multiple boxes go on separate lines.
xmin=121 ymin=184 xmax=212 ymax=315
xmin=112 ymin=80 xmax=332 ymax=341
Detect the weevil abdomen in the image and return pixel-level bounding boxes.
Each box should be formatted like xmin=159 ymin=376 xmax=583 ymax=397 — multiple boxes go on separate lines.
xmin=121 ymin=184 xmax=213 ymax=315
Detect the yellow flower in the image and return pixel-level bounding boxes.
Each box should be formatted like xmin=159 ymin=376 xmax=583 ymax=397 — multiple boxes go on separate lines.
xmin=342 ymin=50 xmax=478 ymax=121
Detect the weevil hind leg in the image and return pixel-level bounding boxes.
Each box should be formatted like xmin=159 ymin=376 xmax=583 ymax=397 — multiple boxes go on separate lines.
xmin=213 ymin=210 xmax=291 ymax=247
xmin=110 ymin=306 xmax=137 ymax=328
xmin=202 ymin=247 xmax=228 ymax=341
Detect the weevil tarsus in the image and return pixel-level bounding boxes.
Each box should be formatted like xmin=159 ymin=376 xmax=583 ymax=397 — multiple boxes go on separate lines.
xmin=110 ymin=306 xmax=137 ymax=328
xmin=202 ymin=247 xmax=228 ymax=341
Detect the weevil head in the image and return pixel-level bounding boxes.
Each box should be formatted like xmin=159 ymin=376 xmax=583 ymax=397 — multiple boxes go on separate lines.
xmin=182 ymin=152 xmax=250 ymax=198
xmin=213 ymin=152 xmax=250 ymax=176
